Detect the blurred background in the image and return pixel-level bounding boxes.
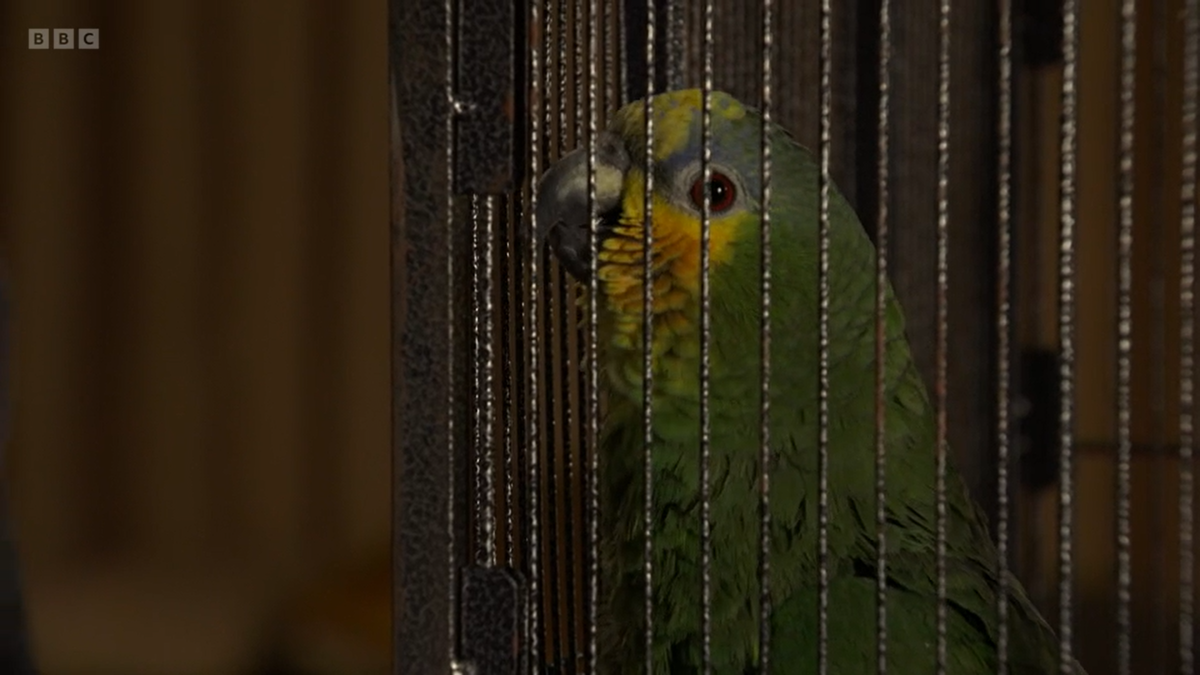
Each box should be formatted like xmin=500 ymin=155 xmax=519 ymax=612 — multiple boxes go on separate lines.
xmin=1 ymin=1 xmax=390 ymax=673
xmin=0 ymin=0 xmax=1194 ymax=673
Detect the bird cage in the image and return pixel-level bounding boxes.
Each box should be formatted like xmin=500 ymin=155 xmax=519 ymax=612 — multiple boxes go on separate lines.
xmin=393 ymin=0 xmax=1200 ymax=673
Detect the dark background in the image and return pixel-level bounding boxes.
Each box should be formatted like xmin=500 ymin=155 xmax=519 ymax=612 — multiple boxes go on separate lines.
xmin=2 ymin=2 xmax=390 ymax=673
xmin=0 ymin=0 xmax=1193 ymax=673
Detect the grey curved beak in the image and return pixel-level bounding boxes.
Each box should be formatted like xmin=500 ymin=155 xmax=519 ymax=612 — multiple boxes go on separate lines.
xmin=533 ymin=131 xmax=630 ymax=280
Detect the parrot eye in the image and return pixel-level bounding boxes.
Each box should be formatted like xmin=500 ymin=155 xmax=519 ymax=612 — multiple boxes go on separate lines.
xmin=689 ymin=172 xmax=737 ymax=213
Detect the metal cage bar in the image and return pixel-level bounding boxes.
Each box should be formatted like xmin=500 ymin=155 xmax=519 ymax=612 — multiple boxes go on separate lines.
xmin=816 ymin=2 xmax=834 ymax=672
xmin=583 ymin=3 xmax=601 ymax=674
xmin=1181 ymin=0 xmax=1199 ymax=673
xmin=1057 ymin=0 xmax=1080 ymax=671
xmin=640 ymin=3 xmax=657 ymax=672
xmin=757 ymin=0 xmax=775 ymax=670
xmin=525 ymin=1 xmax=545 ymax=669
xmin=1115 ymin=0 xmax=1137 ymax=672
xmin=933 ymin=0 xmax=952 ymax=668
xmin=697 ymin=2 xmax=716 ymax=671
xmin=873 ymin=0 xmax=893 ymax=668
xmin=995 ymin=0 xmax=1015 ymax=669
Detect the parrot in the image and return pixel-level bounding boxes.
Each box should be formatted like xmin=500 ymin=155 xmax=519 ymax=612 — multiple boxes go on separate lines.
xmin=533 ymin=89 xmax=1083 ymax=674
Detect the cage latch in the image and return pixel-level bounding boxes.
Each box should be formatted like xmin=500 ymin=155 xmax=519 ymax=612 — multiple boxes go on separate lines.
xmin=457 ymin=565 xmax=526 ymax=675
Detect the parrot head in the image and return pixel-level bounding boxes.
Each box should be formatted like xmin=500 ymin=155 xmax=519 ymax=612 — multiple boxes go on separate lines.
xmin=535 ymin=89 xmax=766 ymax=286
xmin=533 ymin=89 xmax=887 ymax=408
xmin=535 ymin=90 xmax=791 ymax=377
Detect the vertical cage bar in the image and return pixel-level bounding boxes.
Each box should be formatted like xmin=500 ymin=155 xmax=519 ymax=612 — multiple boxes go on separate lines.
xmin=1057 ymin=0 xmax=1079 ymax=671
xmin=623 ymin=0 xmax=677 ymax=103
xmin=473 ymin=194 xmax=499 ymax=567
xmin=570 ymin=0 xmax=588 ymax=665
xmin=443 ymin=0 xmax=459 ymax=659
xmin=604 ymin=0 xmax=615 ymax=112
xmin=544 ymin=2 xmax=561 ymax=662
xmin=558 ymin=0 xmax=569 ymax=149
xmin=1181 ymin=0 xmax=1199 ymax=669
xmin=1115 ymin=0 xmax=1136 ymax=671
xmin=995 ymin=0 xmax=1014 ymax=668
xmin=444 ymin=0 xmax=459 ymax=662
xmin=574 ymin=0 xmax=584 ymax=149
xmin=503 ymin=195 xmax=516 ymax=569
xmin=874 ymin=0 xmax=893 ymax=670
xmin=698 ymin=0 xmax=715 ymax=670
xmin=642 ymin=2 xmax=658 ymax=671
xmin=933 ymin=0 xmax=951 ymax=669
xmin=559 ymin=0 xmax=581 ymax=664
xmin=665 ymin=0 xmax=684 ymax=90
xmin=556 ymin=1 xmax=580 ymax=664
xmin=758 ymin=0 xmax=774 ymax=670
xmin=817 ymin=0 xmax=833 ymax=672
xmin=470 ymin=193 xmax=480 ymax=565
xmin=540 ymin=1 xmax=567 ymax=667
xmin=620 ymin=0 xmax=631 ymax=102
xmin=526 ymin=0 xmax=545 ymax=667
xmin=585 ymin=0 xmax=601 ymax=671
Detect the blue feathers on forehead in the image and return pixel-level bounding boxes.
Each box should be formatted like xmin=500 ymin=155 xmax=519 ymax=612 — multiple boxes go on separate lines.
xmin=614 ymin=91 xmax=768 ymax=192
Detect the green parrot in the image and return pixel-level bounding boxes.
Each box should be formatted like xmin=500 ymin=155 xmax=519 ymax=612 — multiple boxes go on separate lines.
xmin=533 ymin=90 xmax=1081 ymax=674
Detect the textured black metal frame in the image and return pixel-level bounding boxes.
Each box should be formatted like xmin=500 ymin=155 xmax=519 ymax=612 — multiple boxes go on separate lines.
xmin=392 ymin=0 xmax=471 ymax=672
xmin=394 ymin=0 xmax=529 ymax=671
xmin=456 ymin=0 xmax=520 ymax=193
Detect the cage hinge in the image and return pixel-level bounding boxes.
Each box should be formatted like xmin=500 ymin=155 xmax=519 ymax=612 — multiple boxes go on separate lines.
xmin=452 ymin=0 xmax=517 ymax=195
xmin=1017 ymin=347 xmax=1061 ymax=491
xmin=456 ymin=565 xmax=527 ymax=675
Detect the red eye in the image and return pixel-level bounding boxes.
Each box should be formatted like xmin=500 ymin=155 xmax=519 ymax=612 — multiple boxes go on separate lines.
xmin=690 ymin=172 xmax=737 ymax=213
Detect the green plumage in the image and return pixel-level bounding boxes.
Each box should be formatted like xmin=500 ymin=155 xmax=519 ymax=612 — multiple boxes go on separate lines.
xmin=536 ymin=90 xmax=1082 ymax=674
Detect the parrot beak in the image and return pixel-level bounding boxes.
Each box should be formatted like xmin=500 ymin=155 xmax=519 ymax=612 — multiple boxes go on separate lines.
xmin=533 ymin=131 xmax=630 ymax=281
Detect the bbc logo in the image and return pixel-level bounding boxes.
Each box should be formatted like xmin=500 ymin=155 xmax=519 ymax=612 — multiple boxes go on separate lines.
xmin=28 ymin=29 xmax=99 ymax=50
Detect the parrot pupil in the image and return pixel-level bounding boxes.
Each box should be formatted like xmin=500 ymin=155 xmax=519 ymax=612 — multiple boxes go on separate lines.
xmin=690 ymin=172 xmax=736 ymax=213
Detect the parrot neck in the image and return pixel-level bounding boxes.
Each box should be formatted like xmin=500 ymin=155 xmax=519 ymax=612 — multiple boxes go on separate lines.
xmin=598 ymin=267 xmax=703 ymax=404
xmin=594 ymin=199 xmax=753 ymax=407
xmin=597 ymin=252 xmax=748 ymax=416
